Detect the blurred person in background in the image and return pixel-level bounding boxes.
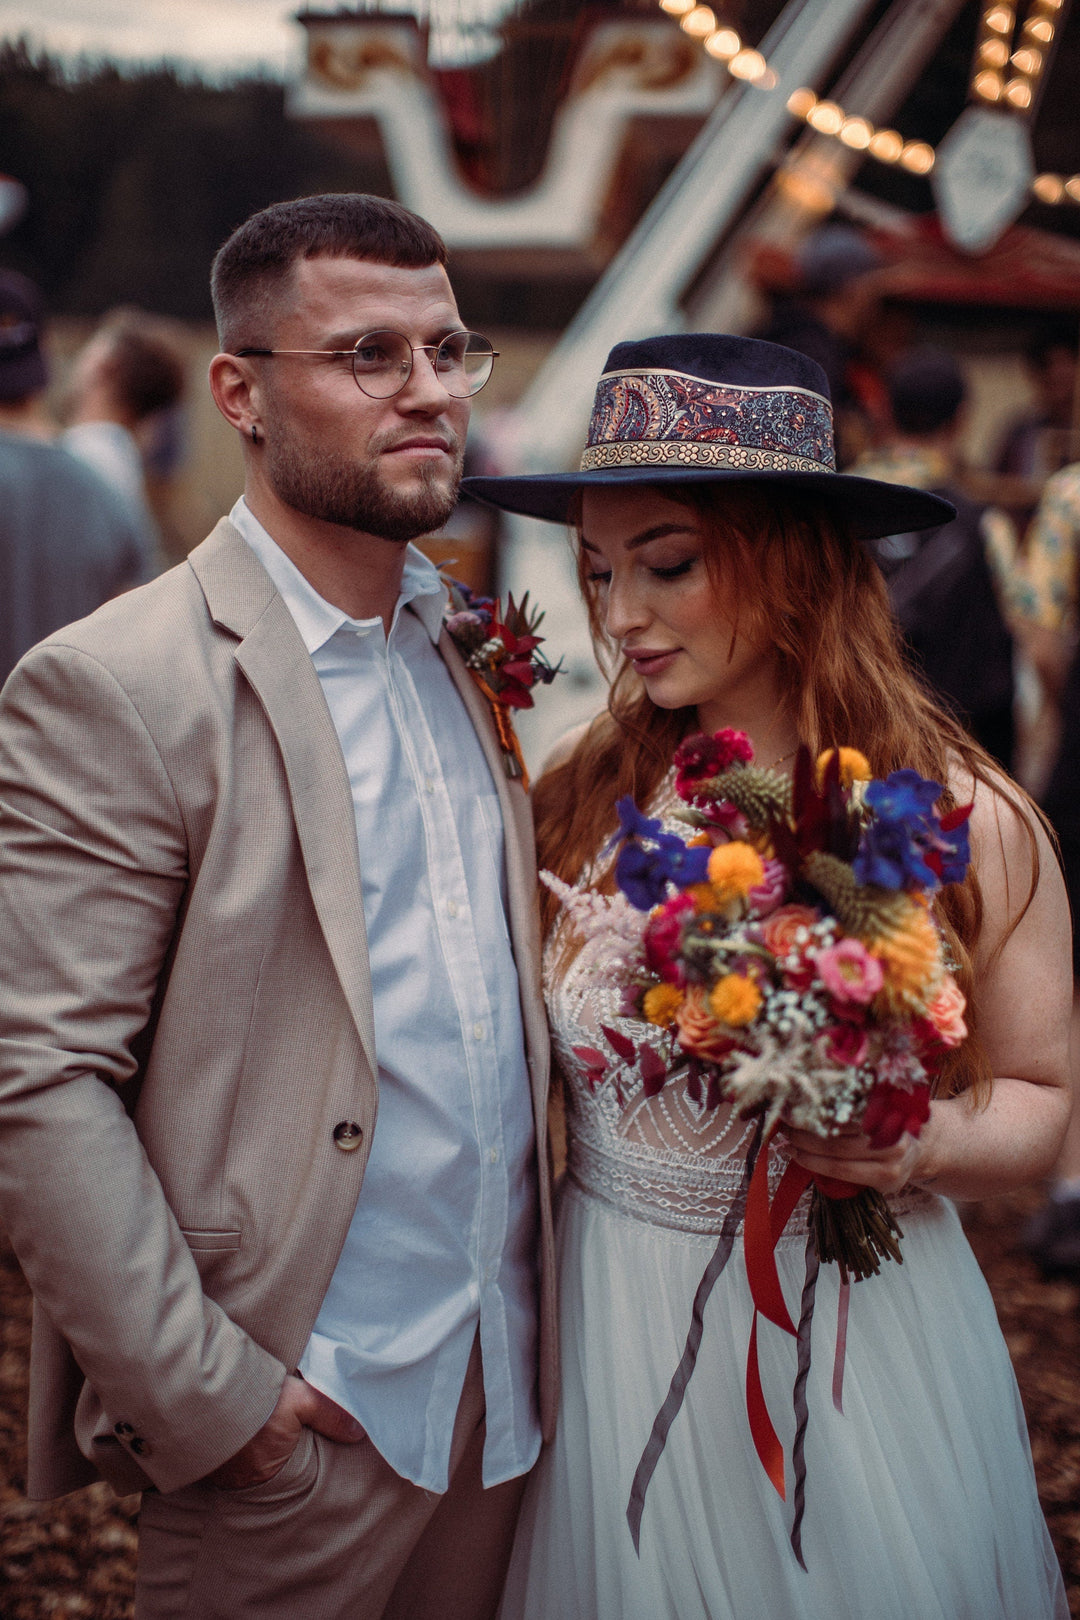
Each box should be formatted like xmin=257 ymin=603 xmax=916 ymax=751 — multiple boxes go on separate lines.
xmin=753 ymin=223 xmax=888 ymax=466
xmin=0 ymin=270 xmax=150 ymax=684
xmin=994 ymin=326 xmax=1078 ymax=482
xmin=855 ymin=347 xmax=1017 ymax=773
xmin=1015 ymin=461 xmax=1080 ymax=1277
xmin=61 ymin=305 xmax=187 ymax=575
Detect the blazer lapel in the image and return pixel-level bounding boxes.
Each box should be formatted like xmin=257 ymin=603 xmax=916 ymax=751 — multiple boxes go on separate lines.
xmin=188 ymin=522 xmax=377 ymax=1079
xmin=439 ymin=630 xmax=550 ymax=1094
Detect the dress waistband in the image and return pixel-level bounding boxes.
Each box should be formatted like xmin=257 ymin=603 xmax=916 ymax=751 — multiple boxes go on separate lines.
xmin=567 ymin=1130 xmax=933 ymax=1239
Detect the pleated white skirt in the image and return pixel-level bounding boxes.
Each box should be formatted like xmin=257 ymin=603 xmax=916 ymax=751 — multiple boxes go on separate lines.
xmin=500 ymin=1182 xmax=1067 ymax=1620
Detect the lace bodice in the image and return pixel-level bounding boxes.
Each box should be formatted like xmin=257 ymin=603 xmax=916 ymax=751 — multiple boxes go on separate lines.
xmin=544 ymin=822 xmax=931 ymax=1242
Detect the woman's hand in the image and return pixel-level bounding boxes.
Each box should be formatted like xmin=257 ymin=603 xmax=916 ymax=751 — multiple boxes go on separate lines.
xmin=781 ymin=1118 xmax=929 ymax=1197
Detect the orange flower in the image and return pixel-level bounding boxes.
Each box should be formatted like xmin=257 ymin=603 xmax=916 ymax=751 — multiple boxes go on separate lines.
xmin=708 ymin=973 xmax=762 ymax=1027
xmin=925 ymin=976 xmax=967 ymax=1046
xmin=759 ymin=904 xmax=819 ymax=960
xmin=707 ymin=842 xmax=765 ymax=904
xmin=815 ymin=747 xmax=872 ymax=789
xmin=870 ymin=904 xmax=943 ymax=1009
xmin=675 ymin=985 xmax=735 ymax=1062
xmin=643 ymin=983 xmax=685 ymax=1028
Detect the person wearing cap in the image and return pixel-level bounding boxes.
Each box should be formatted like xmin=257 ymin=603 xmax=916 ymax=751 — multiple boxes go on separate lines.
xmin=0 ymin=269 xmax=150 ymax=684
xmin=463 ymin=333 xmax=1069 ymax=1618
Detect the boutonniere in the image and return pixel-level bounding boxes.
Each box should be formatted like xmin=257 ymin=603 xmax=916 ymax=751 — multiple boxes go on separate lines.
xmin=443 ymin=579 xmax=563 ymax=788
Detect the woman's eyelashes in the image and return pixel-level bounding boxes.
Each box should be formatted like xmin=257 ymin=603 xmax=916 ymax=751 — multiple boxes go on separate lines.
xmin=584 ymin=555 xmax=698 ymax=584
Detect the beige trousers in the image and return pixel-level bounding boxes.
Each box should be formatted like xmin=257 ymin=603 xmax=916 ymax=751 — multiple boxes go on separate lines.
xmin=134 ymin=1341 xmax=528 ymax=1620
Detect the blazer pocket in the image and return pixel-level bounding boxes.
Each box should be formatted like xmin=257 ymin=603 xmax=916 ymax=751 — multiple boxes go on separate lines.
xmin=181 ymin=1229 xmax=242 ymax=1252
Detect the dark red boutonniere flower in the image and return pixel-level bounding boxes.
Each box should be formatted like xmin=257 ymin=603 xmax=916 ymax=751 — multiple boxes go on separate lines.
xmin=443 ymin=580 xmax=562 ymax=785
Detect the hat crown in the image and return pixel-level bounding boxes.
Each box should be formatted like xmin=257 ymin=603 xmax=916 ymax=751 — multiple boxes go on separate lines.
xmin=582 ymin=333 xmax=836 ymax=479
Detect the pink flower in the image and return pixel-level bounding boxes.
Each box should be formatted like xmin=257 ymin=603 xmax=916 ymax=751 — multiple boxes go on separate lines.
xmin=747 ymin=856 xmax=788 ymax=917
xmin=813 ymin=938 xmax=884 ymax=1006
xmin=643 ymin=893 xmax=695 ymax=984
xmin=925 ymin=977 xmax=967 ymax=1047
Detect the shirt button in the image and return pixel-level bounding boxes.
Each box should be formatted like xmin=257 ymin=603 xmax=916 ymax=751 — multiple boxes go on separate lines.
xmin=332 ymin=1121 xmax=364 ymax=1152
xmin=489 ymin=1147 xmax=498 ymax=1164
xmin=447 ymin=899 xmax=459 ymax=918
xmin=424 ymin=777 xmax=435 ymax=795
xmin=472 ymin=1022 xmax=485 ymax=1042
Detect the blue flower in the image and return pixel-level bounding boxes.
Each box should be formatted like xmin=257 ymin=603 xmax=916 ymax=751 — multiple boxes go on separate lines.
xmin=613 ymin=796 xmax=710 ymax=910
xmin=854 ymin=769 xmax=944 ymax=891
xmin=937 ymin=818 xmax=970 ymax=885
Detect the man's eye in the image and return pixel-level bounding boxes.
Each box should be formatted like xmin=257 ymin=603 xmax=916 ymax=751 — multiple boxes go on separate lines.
xmin=586 ymin=570 xmax=611 ymax=585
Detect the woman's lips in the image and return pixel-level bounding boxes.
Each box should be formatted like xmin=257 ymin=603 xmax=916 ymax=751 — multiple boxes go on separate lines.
xmin=626 ymin=648 xmax=678 ymax=676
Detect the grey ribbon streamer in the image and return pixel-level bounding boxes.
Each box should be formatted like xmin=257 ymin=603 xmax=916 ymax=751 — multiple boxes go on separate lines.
xmin=626 ymin=1118 xmax=764 ymax=1555
xmin=789 ymin=1233 xmax=821 ymax=1571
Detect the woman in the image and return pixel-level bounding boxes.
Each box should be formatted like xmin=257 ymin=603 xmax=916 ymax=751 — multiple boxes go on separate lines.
xmin=464 ymin=335 xmax=1071 ymax=1619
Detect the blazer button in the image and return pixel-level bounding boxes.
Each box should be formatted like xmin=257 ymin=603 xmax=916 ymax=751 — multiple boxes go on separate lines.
xmin=114 ymin=1421 xmax=135 ymax=1437
xmin=333 ymin=1121 xmax=364 ymax=1152
xmin=129 ymin=1436 xmax=152 ymax=1457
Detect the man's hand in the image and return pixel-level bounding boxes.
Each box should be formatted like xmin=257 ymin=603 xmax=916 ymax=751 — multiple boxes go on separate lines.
xmin=208 ymin=1373 xmax=366 ymax=1490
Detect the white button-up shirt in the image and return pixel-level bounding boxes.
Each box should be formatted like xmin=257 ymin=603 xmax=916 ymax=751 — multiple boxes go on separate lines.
xmin=232 ymin=500 xmax=540 ymax=1491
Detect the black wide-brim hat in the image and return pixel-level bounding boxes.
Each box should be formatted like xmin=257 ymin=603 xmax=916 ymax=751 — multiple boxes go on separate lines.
xmin=462 ymin=334 xmax=954 ymax=541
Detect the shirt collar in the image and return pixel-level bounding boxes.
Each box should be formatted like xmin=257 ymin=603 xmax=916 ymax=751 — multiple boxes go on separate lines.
xmin=230 ymin=497 xmax=448 ymax=654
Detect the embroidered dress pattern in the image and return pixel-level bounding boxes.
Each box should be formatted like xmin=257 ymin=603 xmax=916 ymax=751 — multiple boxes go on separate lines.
xmin=581 ymin=370 xmax=835 ymax=475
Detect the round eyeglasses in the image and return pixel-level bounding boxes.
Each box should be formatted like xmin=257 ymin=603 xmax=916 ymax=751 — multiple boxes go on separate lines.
xmin=234 ymin=329 xmax=498 ymax=399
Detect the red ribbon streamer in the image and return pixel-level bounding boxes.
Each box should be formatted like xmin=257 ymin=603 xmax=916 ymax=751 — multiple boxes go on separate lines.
xmin=743 ymin=1143 xmax=813 ymax=1497
xmin=832 ymin=1277 xmax=851 ymax=1414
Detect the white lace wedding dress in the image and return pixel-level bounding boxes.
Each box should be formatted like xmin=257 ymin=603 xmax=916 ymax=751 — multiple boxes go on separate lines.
xmin=499 ymin=877 xmax=1067 ymax=1620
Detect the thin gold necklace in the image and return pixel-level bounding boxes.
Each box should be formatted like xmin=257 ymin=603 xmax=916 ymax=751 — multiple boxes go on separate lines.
xmin=764 ymin=747 xmax=798 ymax=771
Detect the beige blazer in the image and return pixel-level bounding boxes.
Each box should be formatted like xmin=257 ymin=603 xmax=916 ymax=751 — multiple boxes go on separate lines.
xmin=0 ymin=519 xmax=555 ymax=1500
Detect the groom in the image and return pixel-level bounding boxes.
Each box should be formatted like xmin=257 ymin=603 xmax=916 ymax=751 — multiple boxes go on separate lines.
xmin=0 ymin=193 xmax=555 ymax=1618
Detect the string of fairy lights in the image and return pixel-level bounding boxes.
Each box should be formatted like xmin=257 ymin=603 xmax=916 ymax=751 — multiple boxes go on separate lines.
xmin=658 ymin=0 xmax=1079 ymax=206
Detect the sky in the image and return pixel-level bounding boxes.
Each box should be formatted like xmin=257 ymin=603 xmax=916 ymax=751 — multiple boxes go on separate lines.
xmin=0 ymin=0 xmax=516 ymax=77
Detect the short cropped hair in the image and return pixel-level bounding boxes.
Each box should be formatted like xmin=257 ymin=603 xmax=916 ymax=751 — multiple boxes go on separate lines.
xmin=887 ymin=347 xmax=965 ymax=437
xmin=97 ymin=308 xmax=187 ymax=421
xmin=211 ymin=193 xmax=449 ymax=351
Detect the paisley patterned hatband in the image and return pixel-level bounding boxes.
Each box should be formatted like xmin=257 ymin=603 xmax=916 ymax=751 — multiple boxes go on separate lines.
xmin=586 ymin=367 xmax=836 ymax=474
xmin=579 ymin=441 xmax=831 ymax=474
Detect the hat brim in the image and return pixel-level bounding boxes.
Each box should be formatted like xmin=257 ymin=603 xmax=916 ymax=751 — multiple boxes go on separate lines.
xmin=461 ymin=466 xmax=954 ymax=542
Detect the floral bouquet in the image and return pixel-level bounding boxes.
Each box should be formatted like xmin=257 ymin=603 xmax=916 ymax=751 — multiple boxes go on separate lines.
xmin=607 ymin=729 xmax=972 ymax=1283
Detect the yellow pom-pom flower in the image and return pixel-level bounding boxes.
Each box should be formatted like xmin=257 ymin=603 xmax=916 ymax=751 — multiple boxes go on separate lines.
xmin=816 ymin=747 xmax=872 ymax=789
xmin=708 ymin=973 xmax=762 ymax=1027
xmin=706 ymin=842 xmax=765 ymax=904
xmin=643 ymin=983 xmax=685 ymax=1027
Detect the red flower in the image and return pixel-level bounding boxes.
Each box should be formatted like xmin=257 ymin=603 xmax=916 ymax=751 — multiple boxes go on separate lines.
xmin=643 ymin=893 xmax=695 ymax=984
xmin=861 ymin=1081 xmax=931 ymax=1149
xmin=674 ymin=729 xmax=753 ymax=799
xmin=820 ymin=1021 xmax=869 ymax=1067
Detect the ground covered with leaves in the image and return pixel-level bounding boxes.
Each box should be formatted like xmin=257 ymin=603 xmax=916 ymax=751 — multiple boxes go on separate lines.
xmin=1 ymin=1191 xmax=1078 ymax=1617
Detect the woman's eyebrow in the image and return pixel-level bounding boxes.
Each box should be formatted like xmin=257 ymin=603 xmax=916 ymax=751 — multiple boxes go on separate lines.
xmin=580 ymin=523 xmax=697 ymax=554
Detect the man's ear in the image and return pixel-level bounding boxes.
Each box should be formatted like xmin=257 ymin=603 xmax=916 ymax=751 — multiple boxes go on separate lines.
xmin=209 ymin=352 xmax=258 ymax=437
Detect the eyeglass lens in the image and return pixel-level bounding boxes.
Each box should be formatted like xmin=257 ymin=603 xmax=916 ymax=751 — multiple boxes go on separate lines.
xmin=350 ymin=330 xmax=494 ymax=398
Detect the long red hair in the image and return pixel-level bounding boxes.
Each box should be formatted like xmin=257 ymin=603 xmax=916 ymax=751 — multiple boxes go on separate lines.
xmin=533 ymin=483 xmax=1039 ymax=1100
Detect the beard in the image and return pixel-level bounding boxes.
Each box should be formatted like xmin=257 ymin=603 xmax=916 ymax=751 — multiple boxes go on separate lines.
xmin=264 ymin=434 xmax=463 ymax=543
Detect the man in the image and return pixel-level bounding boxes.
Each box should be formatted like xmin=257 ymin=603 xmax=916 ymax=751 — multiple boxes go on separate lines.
xmin=61 ymin=304 xmax=188 ymax=571
xmin=854 ymin=346 xmax=1017 ymax=772
xmin=0 ymin=269 xmax=150 ymax=682
xmin=0 ymin=194 xmax=555 ymax=1619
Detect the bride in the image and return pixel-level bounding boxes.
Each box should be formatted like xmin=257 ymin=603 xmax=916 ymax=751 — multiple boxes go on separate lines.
xmin=464 ymin=334 xmax=1070 ymax=1619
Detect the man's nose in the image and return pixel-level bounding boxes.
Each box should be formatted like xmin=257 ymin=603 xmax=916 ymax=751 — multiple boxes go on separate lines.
xmin=396 ymin=347 xmax=458 ymax=414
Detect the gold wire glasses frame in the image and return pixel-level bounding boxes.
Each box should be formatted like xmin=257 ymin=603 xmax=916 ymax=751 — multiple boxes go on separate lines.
xmin=234 ymin=328 xmax=499 ymax=399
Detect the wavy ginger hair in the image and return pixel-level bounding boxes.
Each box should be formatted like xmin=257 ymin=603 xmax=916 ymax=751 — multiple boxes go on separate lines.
xmin=533 ymin=482 xmax=1040 ymax=1102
